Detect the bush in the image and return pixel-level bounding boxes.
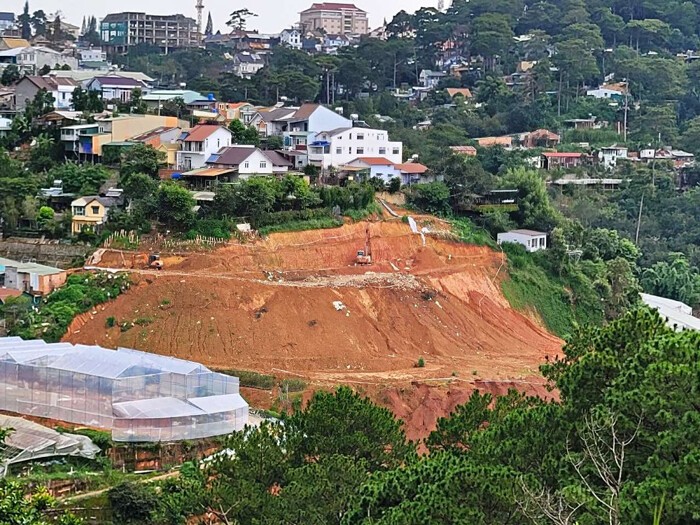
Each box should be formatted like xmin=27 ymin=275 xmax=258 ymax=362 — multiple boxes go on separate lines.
xmin=106 ymin=316 xmax=116 ymax=328
xmin=416 ymin=357 xmax=425 ymax=368
xmin=108 ymin=482 xmax=158 ymax=524
xmin=406 ymin=182 xmax=450 ymax=214
xmin=280 ymin=378 xmax=307 ymax=393
xmin=388 ymin=177 xmax=401 ymax=193
xmin=219 ymin=369 xmax=276 ymax=390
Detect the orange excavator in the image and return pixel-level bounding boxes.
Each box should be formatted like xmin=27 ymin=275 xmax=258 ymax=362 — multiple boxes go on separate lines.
xmin=355 ymin=227 xmax=372 ymax=265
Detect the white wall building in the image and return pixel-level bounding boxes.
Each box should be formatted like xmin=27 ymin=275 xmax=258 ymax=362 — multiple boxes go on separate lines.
xmin=497 ymin=229 xmax=548 ymax=252
xmin=280 ymin=28 xmax=302 ymax=50
xmin=598 ymin=145 xmax=628 ymax=171
xmin=79 ymin=48 xmax=108 ymax=63
xmin=176 ymin=124 xmax=233 ymax=170
xmin=307 ymin=127 xmax=403 ymax=169
xmin=16 ymin=46 xmax=78 ymax=75
xmin=232 ymin=52 xmax=264 ymax=79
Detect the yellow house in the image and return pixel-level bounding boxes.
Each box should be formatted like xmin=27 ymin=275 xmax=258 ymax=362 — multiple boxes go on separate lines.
xmin=70 ymin=196 xmax=112 ymax=235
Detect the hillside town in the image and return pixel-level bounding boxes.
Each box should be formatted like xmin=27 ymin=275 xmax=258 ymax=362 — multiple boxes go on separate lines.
xmin=0 ymin=0 xmax=700 ymax=524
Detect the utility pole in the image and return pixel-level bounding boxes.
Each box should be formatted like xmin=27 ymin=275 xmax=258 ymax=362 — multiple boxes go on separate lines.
xmin=623 ymin=80 xmax=629 ymax=142
xmin=635 ymin=193 xmax=644 ymax=245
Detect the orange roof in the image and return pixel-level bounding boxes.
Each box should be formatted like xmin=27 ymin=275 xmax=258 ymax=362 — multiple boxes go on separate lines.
xmin=451 ymin=145 xmax=477 ymax=155
xmin=446 ymin=88 xmax=473 ymax=98
xmin=355 ymin=157 xmax=395 ymax=166
xmin=476 ymin=136 xmax=512 ymax=147
xmin=0 ymin=288 xmax=23 ymax=302
xmin=396 ymin=163 xmax=428 ymax=174
xmin=183 ymin=124 xmax=225 ymax=142
xmin=542 ymin=152 xmax=583 ymax=158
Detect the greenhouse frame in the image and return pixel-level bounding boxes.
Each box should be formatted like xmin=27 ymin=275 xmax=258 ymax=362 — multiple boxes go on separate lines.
xmin=0 ymin=338 xmax=248 ymax=442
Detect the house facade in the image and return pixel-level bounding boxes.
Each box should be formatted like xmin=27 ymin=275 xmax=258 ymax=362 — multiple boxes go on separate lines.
xmin=70 ymin=196 xmax=115 ymax=235
xmin=306 ymin=127 xmax=403 ymax=169
xmin=232 ymin=52 xmax=264 ymax=79
xmin=280 ymin=28 xmax=302 ymax=49
xmin=216 ymin=102 xmax=256 ymax=124
xmin=86 ymin=76 xmax=148 ymax=102
xmin=599 ymin=145 xmax=628 ymax=170
xmin=0 ymin=257 xmax=67 ymax=296
xmin=497 ymin=230 xmax=548 ymax=253
xmin=176 ymin=124 xmax=233 ymax=170
xmin=14 ymin=75 xmax=78 ymax=111
xmin=541 ymin=152 xmax=585 ymax=170
xmin=342 ymin=157 xmax=430 ymax=185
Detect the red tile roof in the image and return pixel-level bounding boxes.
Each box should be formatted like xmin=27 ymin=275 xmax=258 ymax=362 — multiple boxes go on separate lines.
xmin=396 ymin=162 xmax=429 ymax=174
xmin=542 ymin=152 xmax=583 ymax=158
xmin=183 ymin=124 xmax=226 ymax=142
xmin=355 ymin=157 xmax=395 ymax=166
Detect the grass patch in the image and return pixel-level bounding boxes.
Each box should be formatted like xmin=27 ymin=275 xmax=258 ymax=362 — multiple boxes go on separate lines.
xmin=450 ymin=217 xmax=496 ymax=248
xmin=218 ymin=369 xmax=276 ymax=390
xmin=345 ymin=202 xmax=382 ymax=222
xmin=279 ymin=378 xmax=307 ymax=393
xmin=501 ymin=243 xmax=604 ymax=338
xmin=258 ymin=217 xmax=343 ymax=236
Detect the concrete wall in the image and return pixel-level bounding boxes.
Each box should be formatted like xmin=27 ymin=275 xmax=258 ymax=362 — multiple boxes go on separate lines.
xmin=0 ymin=238 xmax=90 ymax=269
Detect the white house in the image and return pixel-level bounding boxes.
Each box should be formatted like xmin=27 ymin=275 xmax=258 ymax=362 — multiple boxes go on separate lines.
xmin=641 ymin=293 xmax=700 ymax=332
xmin=586 ymin=87 xmax=624 ymax=101
xmin=342 ymin=157 xmax=430 ymax=185
xmin=419 ymin=69 xmax=447 ymax=89
xmin=79 ymin=49 xmax=108 ymax=63
xmin=176 ymin=124 xmax=233 ymax=170
xmin=598 ymin=145 xmax=628 ymax=171
xmin=497 ymin=229 xmax=548 ymax=252
xmin=85 ymin=76 xmax=149 ymax=103
xmin=207 ymin=145 xmax=291 ymax=178
xmin=13 ymin=75 xmax=79 ymax=111
xmin=232 ymin=52 xmax=265 ymax=79
xmin=307 ymin=127 xmax=403 ymax=169
xmin=15 ymin=46 xmax=78 ymax=74
xmin=280 ymin=28 xmax=302 ymax=50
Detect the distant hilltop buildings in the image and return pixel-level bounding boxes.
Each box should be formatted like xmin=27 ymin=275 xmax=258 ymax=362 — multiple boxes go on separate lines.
xmin=100 ymin=12 xmax=199 ymax=54
xmin=300 ymin=3 xmax=369 ymax=36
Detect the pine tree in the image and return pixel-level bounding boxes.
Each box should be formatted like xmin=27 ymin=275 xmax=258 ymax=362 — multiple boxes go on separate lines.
xmin=81 ymin=16 xmax=86 ymax=36
xmin=205 ymin=12 xmax=213 ymax=36
xmin=19 ymin=1 xmax=31 ymax=40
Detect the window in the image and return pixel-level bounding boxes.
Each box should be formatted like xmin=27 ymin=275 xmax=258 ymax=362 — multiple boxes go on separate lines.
xmin=217 ymin=138 xmax=220 ymax=147
xmin=348 ymin=147 xmax=352 ymax=154
xmin=349 ymin=133 xmax=352 ymax=139
xmin=336 ymin=147 xmax=342 ymax=154
xmin=73 ymin=206 xmax=85 ymax=216
xmin=356 ymin=133 xmax=364 ymax=140
xmin=392 ymin=148 xmax=400 ymax=155
xmin=378 ymin=147 xmax=386 ymax=155
xmin=357 ymin=147 xmax=364 ymax=154
xmin=260 ymin=161 xmax=267 ymax=169
xmin=244 ymin=161 xmax=249 ymax=169
xmin=91 ymin=206 xmax=100 ymax=215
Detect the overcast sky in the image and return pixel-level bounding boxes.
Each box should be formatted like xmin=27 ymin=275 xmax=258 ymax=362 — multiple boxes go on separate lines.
xmin=5 ymin=0 xmax=436 ymax=33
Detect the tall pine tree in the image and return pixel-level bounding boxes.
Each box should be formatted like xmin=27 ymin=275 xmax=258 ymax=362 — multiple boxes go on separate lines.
xmin=18 ymin=1 xmax=31 ymax=40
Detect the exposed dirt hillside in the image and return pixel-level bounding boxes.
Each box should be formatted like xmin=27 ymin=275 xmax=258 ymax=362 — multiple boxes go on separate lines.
xmin=65 ymin=219 xmax=562 ymax=438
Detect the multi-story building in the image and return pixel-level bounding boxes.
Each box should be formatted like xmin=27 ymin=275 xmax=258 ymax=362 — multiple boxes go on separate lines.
xmin=305 ymin=127 xmax=403 ymax=170
xmin=0 ymin=46 xmax=78 ymax=75
xmin=280 ymin=28 xmax=302 ymax=50
xmin=100 ymin=12 xmax=199 ymax=55
xmin=299 ymin=3 xmax=369 ymax=36
xmin=231 ymin=52 xmax=265 ymax=79
xmin=176 ymin=124 xmax=233 ymax=171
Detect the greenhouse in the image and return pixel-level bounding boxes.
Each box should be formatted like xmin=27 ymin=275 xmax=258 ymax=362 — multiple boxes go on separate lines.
xmin=0 ymin=338 xmax=248 ymax=442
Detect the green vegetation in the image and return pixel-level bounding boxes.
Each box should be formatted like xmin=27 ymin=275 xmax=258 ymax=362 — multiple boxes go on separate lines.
xmin=416 ymin=357 xmax=426 ymax=368
xmin=7 ymin=272 xmax=130 ymax=342
xmin=117 ymin=314 xmax=700 ymax=523
xmin=219 ymin=369 xmax=276 ymax=390
xmin=279 ymin=378 xmax=307 ymax=393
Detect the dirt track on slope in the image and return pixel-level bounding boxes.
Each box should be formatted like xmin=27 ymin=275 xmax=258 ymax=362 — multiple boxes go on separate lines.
xmin=65 ymin=219 xmax=562 ymax=439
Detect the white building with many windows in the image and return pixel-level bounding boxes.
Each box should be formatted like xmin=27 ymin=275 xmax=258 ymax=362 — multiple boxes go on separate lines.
xmin=306 ymin=127 xmax=403 ymax=169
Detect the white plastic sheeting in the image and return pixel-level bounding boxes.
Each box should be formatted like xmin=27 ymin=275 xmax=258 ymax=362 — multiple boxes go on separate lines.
xmin=0 ymin=414 xmax=100 ymax=477
xmin=0 ymin=338 xmax=249 ymax=442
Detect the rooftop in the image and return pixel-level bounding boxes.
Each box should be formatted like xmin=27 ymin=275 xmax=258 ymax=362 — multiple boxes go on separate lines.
xmin=0 ymin=257 xmax=64 ymax=276
xmin=183 ymin=124 xmax=227 ymax=142
xmin=302 ymin=3 xmax=366 ymax=13
xmin=508 ymin=229 xmax=547 ymax=237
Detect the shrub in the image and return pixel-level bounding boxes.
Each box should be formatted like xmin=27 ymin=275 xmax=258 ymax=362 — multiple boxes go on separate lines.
xmin=416 ymin=357 xmax=425 ymax=368
xmin=106 ymin=316 xmax=116 ymax=328
xmin=108 ymin=482 xmax=158 ymax=524
xmin=280 ymin=378 xmax=307 ymax=393
xmin=388 ymin=177 xmax=401 ymax=193
xmin=219 ymin=369 xmax=276 ymax=390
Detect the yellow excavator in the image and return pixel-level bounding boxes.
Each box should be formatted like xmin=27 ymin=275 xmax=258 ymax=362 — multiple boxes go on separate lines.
xmin=355 ymin=227 xmax=372 ymax=265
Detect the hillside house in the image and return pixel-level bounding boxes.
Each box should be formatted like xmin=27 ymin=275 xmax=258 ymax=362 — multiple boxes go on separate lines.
xmin=232 ymin=52 xmax=265 ymax=79
xmin=176 ymin=124 xmax=233 ymax=170
xmin=450 ymin=145 xmax=477 ymax=156
xmin=217 ymin=102 xmax=256 ymax=124
xmin=70 ymin=195 xmax=122 ymax=235
xmin=341 ymin=157 xmax=430 ymax=185
xmin=419 ymin=69 xmax=447 ymax=88
xmin=520 ymin=129 xmax=560 ymax=149
xmin=542 ymin=152 xmax=585 ymax=170
xmin=13 ymin=75 xmax=78 ymax=111
xmin=497 ymin=230 xmax=547 ymax=253
xmin=446 ymin=88 xmax=473 ymax=99
xmin=599 ymin=145 xmax=628 ymax=170
xmin=85 ymin=76 xmax=148 ymax=103
xmin=129 ymin=127 xmax=183 ymax=168
xmin=0 ymin=257 xmax=66 ymax=297
xmin=308 ymin=127 xmax=403 ymax=169
xmin=475 ymin=136 xmax=513 ymax=149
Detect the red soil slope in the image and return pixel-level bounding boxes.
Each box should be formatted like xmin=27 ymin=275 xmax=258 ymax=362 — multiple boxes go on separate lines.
xmin=66 ymin=220 xmax=562 ymax=438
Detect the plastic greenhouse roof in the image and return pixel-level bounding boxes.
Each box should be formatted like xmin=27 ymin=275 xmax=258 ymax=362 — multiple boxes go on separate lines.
xmin=188 ymin=394 xmax=248 ymax=414
xmin=113 ymin=397 xmax=205 ymax=419
xmin=0 ymin=338 xmax=212 ymax=378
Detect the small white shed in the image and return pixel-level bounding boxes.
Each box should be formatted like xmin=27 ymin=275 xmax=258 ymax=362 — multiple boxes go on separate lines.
xmin=497 ymin=229 xmax=547 ymax=252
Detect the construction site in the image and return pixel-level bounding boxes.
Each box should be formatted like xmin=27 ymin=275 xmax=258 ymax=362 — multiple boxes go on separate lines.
xmin=65 ymin=213 xmax=562 ymax=439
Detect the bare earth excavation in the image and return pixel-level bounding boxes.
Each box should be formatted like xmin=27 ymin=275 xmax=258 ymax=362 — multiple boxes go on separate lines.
xmin=64 ymin=218 xmax=562 ymax=439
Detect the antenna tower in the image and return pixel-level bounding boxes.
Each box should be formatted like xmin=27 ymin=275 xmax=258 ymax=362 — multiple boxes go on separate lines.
xmin=196 ymin=0 xmax=204 ymax=40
